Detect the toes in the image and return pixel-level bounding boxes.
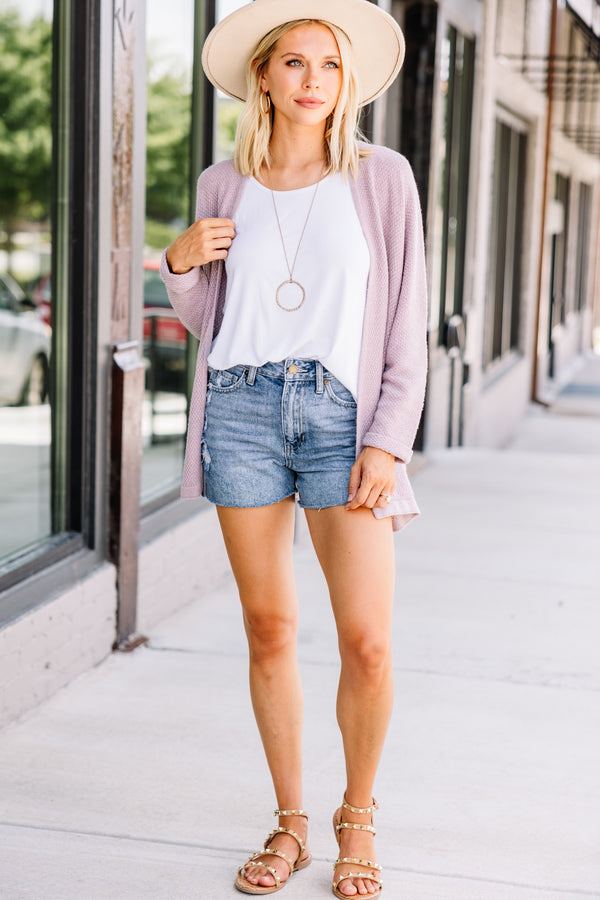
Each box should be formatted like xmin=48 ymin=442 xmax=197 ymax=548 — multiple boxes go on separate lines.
xmin=243 ymin=866 xmax=256 ymax=884
xmin=338 ymin=876 xmax=379 ymax=896
xmin=243 ymin=865 xmax=276 ymax=887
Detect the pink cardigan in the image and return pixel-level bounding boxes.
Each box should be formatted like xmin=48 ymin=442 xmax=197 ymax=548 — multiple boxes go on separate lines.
xmin=160 ymin=144 xmax=428 ymax=531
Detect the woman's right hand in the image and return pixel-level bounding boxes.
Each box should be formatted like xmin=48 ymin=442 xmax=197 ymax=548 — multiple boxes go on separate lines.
xmin=165 ymin=218 xmax=236 ymax=274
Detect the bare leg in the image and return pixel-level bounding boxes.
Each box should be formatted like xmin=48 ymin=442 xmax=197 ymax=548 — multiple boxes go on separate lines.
xmin=305 ymin=506 xmax=395 ymax=897
xmin=218 ymin=498 xmax=308 ymax=889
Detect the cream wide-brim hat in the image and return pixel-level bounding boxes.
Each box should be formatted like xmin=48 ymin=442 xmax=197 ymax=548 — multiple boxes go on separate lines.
xmin=202 ymin=0 xmax=405 ymax=107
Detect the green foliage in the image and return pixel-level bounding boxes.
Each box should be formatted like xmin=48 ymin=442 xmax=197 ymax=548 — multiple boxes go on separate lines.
xmin=144 ymin=217 xmax=179 ymax=254
xmin=146 ymin=66 xmax=191 ymax=224
xmin=0 ymin=10 xmax=53 ymax=247
xmin=217 ymin=99 xmax=243 ymax=161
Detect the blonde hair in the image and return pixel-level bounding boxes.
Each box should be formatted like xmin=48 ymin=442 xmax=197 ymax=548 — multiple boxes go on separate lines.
xmin=234 ymin=19 xmax=368 ymax=180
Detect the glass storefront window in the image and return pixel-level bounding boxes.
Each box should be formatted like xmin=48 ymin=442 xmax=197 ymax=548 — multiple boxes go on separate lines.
xmin=0 ymin=1 xmax=54 ymax=563
xmin=141 ymin=0 xmax=245 ymax=506
xmin=430 ymin=26 xmax=475 ymax=344
xmin=215 ymin=1 xmax=245 ymax=162
xmin=483 ymin=119 xmax=527 ymax=368
xmin=142 ymin=0 xmax=195 ymax=505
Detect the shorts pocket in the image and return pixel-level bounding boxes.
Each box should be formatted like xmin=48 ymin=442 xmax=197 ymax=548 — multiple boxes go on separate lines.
xmin=207 ymin=365 xmax=247 ymax=393
xmin=324 ymin=375 xmax=357 ymax=408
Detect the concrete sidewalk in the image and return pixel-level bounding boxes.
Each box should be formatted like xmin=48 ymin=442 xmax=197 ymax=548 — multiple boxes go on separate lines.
xmin=1 ymin=357 xmax=599 ymax=900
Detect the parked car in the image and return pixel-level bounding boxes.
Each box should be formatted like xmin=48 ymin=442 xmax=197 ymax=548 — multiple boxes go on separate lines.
xmin=0 ymin=273 xmax=51 ymax=406
xmin=31 ymin=271 xmax=52 ymax=326
xmin=143 ymin=259 xmax=188 ymax=393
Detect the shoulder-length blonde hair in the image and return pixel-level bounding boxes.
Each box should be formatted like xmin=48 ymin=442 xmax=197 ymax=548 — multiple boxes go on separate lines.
xmin=234 ymin=19 xmax=368 ymax=180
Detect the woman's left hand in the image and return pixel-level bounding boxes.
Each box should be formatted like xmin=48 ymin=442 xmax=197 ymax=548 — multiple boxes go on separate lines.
xmin=346 ymin=446 xmax=396 ymax=511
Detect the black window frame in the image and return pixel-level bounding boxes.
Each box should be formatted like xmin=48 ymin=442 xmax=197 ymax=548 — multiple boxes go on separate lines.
xmin=483 ymin=114 xmax=528 ymax=371
xmin=574 ymin=182 xmax=592 ymax=313
xmin=0 ymin=0 xmax=100 ymax=596
xmin=433 ymin=25 xmax=476 ymax=347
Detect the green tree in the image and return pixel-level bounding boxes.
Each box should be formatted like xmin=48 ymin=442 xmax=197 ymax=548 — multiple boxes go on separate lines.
xmin=0 ymin=10 xmax=53 ymax=273
xmin=145 ymin=66 xmax=191 ymax=226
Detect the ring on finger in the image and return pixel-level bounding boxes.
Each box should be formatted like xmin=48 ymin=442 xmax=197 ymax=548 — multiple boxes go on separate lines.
xmin=380 ymin=493 xmax=392 ymax=504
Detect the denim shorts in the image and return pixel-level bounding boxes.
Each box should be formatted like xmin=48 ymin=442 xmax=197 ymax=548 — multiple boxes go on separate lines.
xmin=201 ymin=359 xmax=357 ymax=509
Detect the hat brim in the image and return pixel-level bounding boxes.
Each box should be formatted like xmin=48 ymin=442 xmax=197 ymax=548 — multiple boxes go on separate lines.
xmin=202 ymin=0 xmax=405 ymax=107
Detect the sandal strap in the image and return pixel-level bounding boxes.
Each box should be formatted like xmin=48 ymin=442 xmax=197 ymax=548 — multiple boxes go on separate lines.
xmin=336 ymin=821 xmax=376 ymax=836
xmin=334 ymin=857 xmax=383 ymax=872
xmin=239 ymin=859 xmax=281 ymax=887
xmin=333 ymin=872 xmax=383 ymax=890
xmin=273 ymin=809 xmax=308 ymax=819
xmin=342 ymin=795 xmax=379 ymax=815
xmin=257 ymin=847 xmax=296 ymax=873
xmin=265 ymin=826 xmax=305 ymax=855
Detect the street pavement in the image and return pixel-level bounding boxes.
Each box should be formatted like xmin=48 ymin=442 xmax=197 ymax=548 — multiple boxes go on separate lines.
xmin=1 ymin=355 xmax=599 ymax=900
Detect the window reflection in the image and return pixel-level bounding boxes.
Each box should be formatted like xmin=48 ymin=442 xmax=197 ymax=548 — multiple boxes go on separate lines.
xmin=431 ymin=28 xmax=474 ymax=343
xmin=142 ymin=0 xmax=194 ymax=504
xmin=141 ymin=0 xmax=246 ymax=505
xmin=215 ymin=0 xmax=245 ymax=161
xmin=0 ymin=1 xmax=53 ymax=561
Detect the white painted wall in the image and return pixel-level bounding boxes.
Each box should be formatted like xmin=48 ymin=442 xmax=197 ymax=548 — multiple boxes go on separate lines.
xmin=0 ymin=565 xmax=117 ymax=728
xmin=424 ymin=0 xmax=599 ymax=452
xmin=137 ymin=506 xmax=230 ymax=633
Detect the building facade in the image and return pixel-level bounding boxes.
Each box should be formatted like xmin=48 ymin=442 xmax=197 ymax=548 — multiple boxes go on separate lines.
xmin=1 ymin=0 xmax=599 ymax=725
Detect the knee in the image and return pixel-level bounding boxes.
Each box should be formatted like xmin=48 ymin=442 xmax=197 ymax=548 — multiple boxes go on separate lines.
xmin=339 ymin=631 xmax=391 ymax=678
xmin=244 ymin=609 xmax=298 ymax=662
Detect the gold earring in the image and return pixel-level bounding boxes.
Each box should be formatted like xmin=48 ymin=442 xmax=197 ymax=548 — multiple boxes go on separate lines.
xmin=260 ymin=92 xmax=271 ymax=115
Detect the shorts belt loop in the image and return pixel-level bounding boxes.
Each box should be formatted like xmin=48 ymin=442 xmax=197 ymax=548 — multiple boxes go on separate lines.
xmin=246 ymin=365 xmax=257 ymax=386
xmin=315 ymin=361 xmax=324 ymax=394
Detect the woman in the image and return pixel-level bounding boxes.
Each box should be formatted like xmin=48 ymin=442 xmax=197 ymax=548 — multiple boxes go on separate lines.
xmin=161 ymin=1 xmax=427 ymax=895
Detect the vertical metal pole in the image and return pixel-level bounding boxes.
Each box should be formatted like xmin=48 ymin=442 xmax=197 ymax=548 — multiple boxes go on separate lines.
xmin=531 ymin=0 xmax=558 ymax=403
xmin=109 ymin=342 xmax=145 ymax=647
xmin=109 ymin=0 xmax=146 ymax=649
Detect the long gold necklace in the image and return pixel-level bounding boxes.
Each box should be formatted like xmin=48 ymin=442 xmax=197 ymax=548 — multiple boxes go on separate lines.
xmin=271 ymin=178 xmax=322 ymax=312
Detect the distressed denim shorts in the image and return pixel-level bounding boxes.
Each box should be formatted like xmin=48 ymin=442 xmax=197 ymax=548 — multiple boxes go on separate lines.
xmin=201 ymin=359 xmax=357 ymax=509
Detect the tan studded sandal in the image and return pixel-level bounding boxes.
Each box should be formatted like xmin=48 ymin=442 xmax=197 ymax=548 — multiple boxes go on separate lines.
xmin=332 ymin=796 xmax=383 ymax=898
xmin=235 ymin=809 xmax=311 ymax=895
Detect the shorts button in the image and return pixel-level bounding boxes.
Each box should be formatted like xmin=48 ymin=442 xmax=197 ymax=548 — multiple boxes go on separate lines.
xmin=288 ymin=364 xmax=298 ymax=374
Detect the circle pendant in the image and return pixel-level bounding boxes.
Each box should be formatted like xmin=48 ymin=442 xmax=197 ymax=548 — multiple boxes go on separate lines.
xmin=276 ymin=280 xmax=306 ymax=312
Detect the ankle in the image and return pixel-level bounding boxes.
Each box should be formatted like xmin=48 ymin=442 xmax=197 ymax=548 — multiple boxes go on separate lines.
xmin=275 ymin=807 xmax=307 ymax=820
xmin=273 ymin=808 xmax=308 ymax=840
xmin=342 ymin=794 xmax=377 ymax=816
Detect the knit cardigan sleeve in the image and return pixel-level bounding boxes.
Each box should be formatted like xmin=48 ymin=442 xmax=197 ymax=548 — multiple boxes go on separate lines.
xmin=159 ymin=163 xmax=224 ymax=341
xmin=360 ymin=150 xmax=428 ymax=464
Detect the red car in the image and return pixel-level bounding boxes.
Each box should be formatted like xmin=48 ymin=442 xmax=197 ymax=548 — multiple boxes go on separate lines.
xmin=143 ymin=259 xmax=188 ymax=393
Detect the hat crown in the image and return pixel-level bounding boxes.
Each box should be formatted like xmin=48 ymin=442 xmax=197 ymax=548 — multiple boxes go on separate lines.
xmin=202 ymin=0 xmax=405 ymax=107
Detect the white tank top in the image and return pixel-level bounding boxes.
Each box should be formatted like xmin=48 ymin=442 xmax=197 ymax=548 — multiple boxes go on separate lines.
xmin=207 ymin=172 xmax=370 ymax=399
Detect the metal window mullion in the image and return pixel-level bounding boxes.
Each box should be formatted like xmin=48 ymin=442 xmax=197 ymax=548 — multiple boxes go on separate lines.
xmin=510 ymin=133 xmax=527 ymax=350
xmin=189 ymin=0 xmax=215 ymax=218
xmin=493 ymin=124 xmax=510 ymax=361
xmin=559 ymin=175 xmax=570 ymax=323
xmin=184 ymin=0 xmax=216 ymax=411
xmin=445 ymin=33 xmax=463 ymax=321
xmin=454 ymin=34 xmax=474 ymax=320
xmin=501 ymin=129 xmax=519 ymax=357
xmin=50 ymin=0 xmax=72 ymax=534
xmin=484 ymin=121 xmax=502 ymax=369
xmin=438 ymin=29 xmax=457 ymax=341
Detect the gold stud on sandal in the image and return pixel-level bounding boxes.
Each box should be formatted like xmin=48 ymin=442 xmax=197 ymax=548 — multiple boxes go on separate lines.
xmin=235 ymin=809 xmax=311 ymax=895
xmin=332 ymin=796 xmax=383 ymax=898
